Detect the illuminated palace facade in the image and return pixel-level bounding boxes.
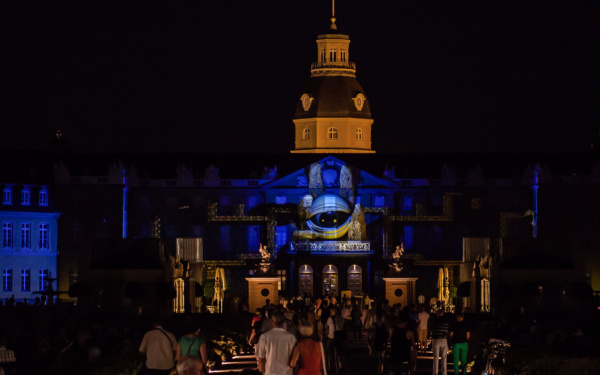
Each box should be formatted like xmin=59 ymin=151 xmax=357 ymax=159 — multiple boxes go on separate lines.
xmin=47 ymin=15 xmax=599 ymax=314
xmin=3 ymin=13 xmax=598 ymax=314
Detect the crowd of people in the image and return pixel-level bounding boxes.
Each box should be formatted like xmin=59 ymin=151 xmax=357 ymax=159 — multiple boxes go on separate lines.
xmin=0 ymin=292 xmax=597 ymax=375
xmin=248 ymin=295 xmax=471 ymax=375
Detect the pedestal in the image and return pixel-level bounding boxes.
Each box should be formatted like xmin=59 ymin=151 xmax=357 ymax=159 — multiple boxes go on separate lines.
xmin=246 ymin=277 xmax=279 ymax=313
xmin=383 ymin=277 xmax=418 ymax=308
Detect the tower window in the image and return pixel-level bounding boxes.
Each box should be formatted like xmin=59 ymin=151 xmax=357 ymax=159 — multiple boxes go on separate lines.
xmin=303 ymin=128 xmax=310 ymax=140
xmin=327 ymin=127 xmax=338 ymax=140
xmin=356 ymin=128 xmax=363 ymax=140
xmin=320 ymin=48 xmax=326 ymax=62
xmin=341 ymin=49 xmax=346 ymax=62
xmin=329 ymin=48 xmax=337 ymax=62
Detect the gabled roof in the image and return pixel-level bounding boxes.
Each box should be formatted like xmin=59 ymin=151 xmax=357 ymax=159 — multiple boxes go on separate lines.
xmin=263 ymin=156 xmax=398 ymax=189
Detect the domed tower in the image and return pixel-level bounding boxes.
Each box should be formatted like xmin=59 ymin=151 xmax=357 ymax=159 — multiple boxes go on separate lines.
xmin=291 ymin=4 xmax=375 ymax=154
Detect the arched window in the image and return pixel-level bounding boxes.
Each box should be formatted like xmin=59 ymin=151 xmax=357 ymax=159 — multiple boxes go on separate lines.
xmin=329 ymin=48 xmax=337 ymax=62
xmin=348 ymin=265 xmax=362 ymax=295
xmin=39 ymin=189 xmax=48 ymax=206
xmin=303 ymin=128 xmax=310 ymax=140
xmin=21 ymin=188 xmax=30 ymax=206
xmin=320 ymin=48 xmax=326 ymax=62
xmin=299 ymin=265 xmax=313 ymax=296
xmin=327 ymin=127 xmax=338 ymax=140
xmin=322 ymin=265 xmax=338 ymax=295
xmin=3 ymin=187 xmax=12 ymax=205
xmin=355 ymin=128 xmax=363 ymax=140
xmin=341 ymin=49 xmax=346 ymax=62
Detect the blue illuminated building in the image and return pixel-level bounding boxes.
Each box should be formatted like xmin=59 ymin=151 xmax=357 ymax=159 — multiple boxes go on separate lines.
xmin=0 ymin=183 xmax=60 ymax=303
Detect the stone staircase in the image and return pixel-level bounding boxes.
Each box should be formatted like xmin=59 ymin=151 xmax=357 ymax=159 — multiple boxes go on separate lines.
xmin=209 ymin=354 xmax=257 ymax=374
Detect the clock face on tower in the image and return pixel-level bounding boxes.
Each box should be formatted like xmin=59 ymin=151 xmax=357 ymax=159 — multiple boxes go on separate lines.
xmin=301 ymin=93 xmax=314 ymax=111
xmin=353 ymin=93 xmax=365 ymax=111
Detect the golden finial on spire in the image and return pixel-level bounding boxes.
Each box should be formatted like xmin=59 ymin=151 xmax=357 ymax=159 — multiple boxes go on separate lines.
xmin=330 ymin=0 xmax=337 ymax=30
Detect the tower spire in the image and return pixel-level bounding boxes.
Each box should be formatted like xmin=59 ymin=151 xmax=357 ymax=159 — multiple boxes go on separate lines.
xmin=330 ymin=0 xmax=337 ymax=30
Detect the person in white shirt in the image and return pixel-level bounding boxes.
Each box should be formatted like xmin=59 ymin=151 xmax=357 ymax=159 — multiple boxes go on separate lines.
xmin=417 ymin=304 xmax=430 ymax=353
xmin=139 ymin=321 xmax=177 ymax=375
xmin=256 ymin=310 xmax=297 ymax=375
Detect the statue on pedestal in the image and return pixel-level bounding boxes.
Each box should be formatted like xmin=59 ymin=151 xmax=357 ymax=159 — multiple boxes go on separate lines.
xmin=259 ymin=243 xmax=271 ymax=274
xmin=389 ymin=243 xmax=405 ymax=273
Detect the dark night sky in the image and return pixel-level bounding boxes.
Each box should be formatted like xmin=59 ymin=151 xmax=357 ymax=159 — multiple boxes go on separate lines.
xmin=2 ymin=1 xmax=599 ymax=154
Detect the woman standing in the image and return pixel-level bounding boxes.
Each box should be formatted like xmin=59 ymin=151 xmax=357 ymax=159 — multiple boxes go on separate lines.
xmin=289 ymin=321 xmax=327 ymax=375
xmin=177 ymin=328 xmax=207 ymax=372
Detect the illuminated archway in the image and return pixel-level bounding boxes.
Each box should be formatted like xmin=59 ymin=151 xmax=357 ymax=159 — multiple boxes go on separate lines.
xmin=348 ymin=265 xmax=362 ymax=296
xmin=299 ymin=265 xmax=313 ymax=296
xmin=323 ymin=265 xmax=338 ymax=295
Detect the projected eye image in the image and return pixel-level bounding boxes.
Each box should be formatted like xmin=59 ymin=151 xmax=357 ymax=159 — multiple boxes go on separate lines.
xmin=305 ymin=194 xmax=352 ymax=239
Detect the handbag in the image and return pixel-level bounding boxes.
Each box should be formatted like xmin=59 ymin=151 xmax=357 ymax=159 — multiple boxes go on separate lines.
xmin=179 ymin=335 xmax=205 ymax=375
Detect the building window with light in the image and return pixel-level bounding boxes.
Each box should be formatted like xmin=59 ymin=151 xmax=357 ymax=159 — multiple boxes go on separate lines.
xmin=21 ymin=223 xmax=31 ymax=249
xmin=277 ymin=269 xmax=286 ymax=291
xmin=327 ymin=127 xmax=338 ymax=140
xmin=303 ymin=128 xmax=310 ymax=140
xmin=2 ymin=269 xmax=12 ymax=292
xmin=355 ymin=128 xmax=363 ymax=140
xmin=3 ymin=188 xmax=12 ymax=205
xmin=322 ymin=265 xmax=338 ymax=295
xmin=299 ymin=265 xmax=313 ymax=296
xmin=39 ymin=269 xmax=48 ymax=291
xmin=21 ymin=269 xmax=30 ymax=292
xmin=3 ymin=222 xmax=13 ymax=249
xmin=21 ymin=188 xmax=30 ymax=206
xmin=39 ymin=223 xmax=49 ymax=250
xmin=39 ymin=189 xmax=48 ymax=206
xmin=329 ymin=48 xmax=337 ymax=62
xmin=348 ymin=265 xmax=362 ymax=295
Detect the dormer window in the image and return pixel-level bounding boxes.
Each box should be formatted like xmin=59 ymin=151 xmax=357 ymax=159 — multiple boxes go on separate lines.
xmin=327 ymin=127 xmax=338 ymax=140
xmin=356 ymin=128 xmax=363 ymax=140
xmin=39 ymin=189 xmax=48 ymax=206
xmin=303 ymin=128 xmax=310 ymax=140
xmin=21 ymin=188 xmax=30 ymax=206
xmin=3 ymin=188 xmax=12 ymax=205
xmin=329 ymin=48 xmax=337 ymax=62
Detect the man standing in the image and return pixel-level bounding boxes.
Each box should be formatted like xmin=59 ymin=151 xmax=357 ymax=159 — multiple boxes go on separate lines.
xmin=139 ymin=321 xmax=177 ymax=375
xmin=450 ymin=313 xmax=470 ymax=375
xmin=256 ymin=310 xmax=297 ymax=375
xmin=417 ymin=304 xmax=430 ymax=353
xmin=429 ymin=309 xmax=449 ymax=375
